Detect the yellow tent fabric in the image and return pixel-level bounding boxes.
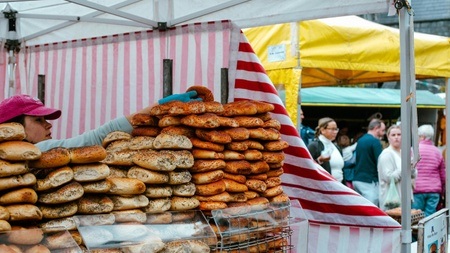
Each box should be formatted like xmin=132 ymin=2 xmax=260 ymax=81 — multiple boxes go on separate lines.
xmin=243 ymin=15 xmax=450 ymax=124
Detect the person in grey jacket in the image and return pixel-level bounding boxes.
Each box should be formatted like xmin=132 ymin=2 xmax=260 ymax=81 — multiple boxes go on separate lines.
xmin=0 ymin=93 xmax=199 ymax=152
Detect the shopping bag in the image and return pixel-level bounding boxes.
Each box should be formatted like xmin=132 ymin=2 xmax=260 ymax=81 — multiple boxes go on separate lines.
xmin=384 ymin=177 xmax=401 ymax=209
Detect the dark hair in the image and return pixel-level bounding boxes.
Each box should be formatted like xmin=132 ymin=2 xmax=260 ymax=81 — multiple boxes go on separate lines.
xmin=315 ymin=117 xmax=335 ymax=137
xmin=368 ymin=119 xmax=383 ymax=131
xmin=5 ymin=115 xmax=25 ymax=125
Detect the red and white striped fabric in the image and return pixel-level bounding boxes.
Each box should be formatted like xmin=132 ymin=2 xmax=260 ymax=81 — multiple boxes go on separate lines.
xmin=3 ymin=20 xmax=401 ymax=252
xmin=232 ymin=31 xmax=401 ymax=252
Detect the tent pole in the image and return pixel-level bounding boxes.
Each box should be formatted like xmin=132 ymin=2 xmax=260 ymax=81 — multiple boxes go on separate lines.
xmin=446 ymin=77 xmax=450 ymax=235
xmin=398 ymin=1 xmax=415 ymax=253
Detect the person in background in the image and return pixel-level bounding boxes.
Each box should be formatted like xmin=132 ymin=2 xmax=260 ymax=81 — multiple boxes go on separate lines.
xmin=378 ymin=125 xmax=416 ymax=211
xmin=337 ymin=134 xmax=357 ymax=189
xmin=352 ymin=119 xmax=386 ymax=206
xmin=299 ymin=109 xmax=315 ymax=146
xmin=307 ymin=117 xmax=344 ymax=181
xmin=0 ymin=92 xmax=200 ymax=152
xmin=412 ymin=124 xmax=446 ymax=217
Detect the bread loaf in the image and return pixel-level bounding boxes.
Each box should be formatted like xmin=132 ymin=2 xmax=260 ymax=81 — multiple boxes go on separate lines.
xmin=153 ymin=133 xmax=193 ymax=149
xmin=168 ymin=101 xmax=206 ymax=115
xmin=39 ymin=201 xmax=78 ymax=219
xmin=102 ymin=150 xmax=137 ymax=166
xmin=198 ymin=201 xmax=227 ymax=211
xmin=0 ymin=188 xmax=38 ymax=205
xmin=0 ymin=159 xmax=29 ymax=178
xmin=262 ymin=119 xmax=281 ymax=130
xmin=204 ymin=101 xmax=225 ymax=114
xmin=109 ymin=195 xmax=149 ymax=211
xmin=102 ymin=131 xmax=132 ymax=148
xmin=171 ymin=182 xmax=196 ymax=197
xmin=186 ymin=85 xmax=215 ymax=102
xmin=6 ymin=204 xmax=43 ymax=221
xmin=191 ymin=170 xmax=224 ymax=184
xmin=38 ymin=217 xmax=77 ymax=232
xmin=242 ymin=140 xmax=264 ymax=150
xmin=0 ymin=206 xmax=10 ymax=220
xmin=0 ymin=173 xmax=36 ymax=191
xmin=129 ymin=136 xmax=155 ymax=150
xmin=0 ymin=141 xmax=41 ymax=161
xmin=189 ymin=137 xmax=224 ymax=152
xmin=223 ymin=178 xmax=248 ymax=193
xmin=38 ymin=181 xmax=84 ymax=204
xmin=262 ymin=151 xmax=285 ymax=164
xmin=160 ymin=150 xmax=195 ymax=169
xmin=192 ymin=149 xmax=224 ymax=159
xmin=170 ymin=196 xmax=200 ymax=211
xmin=244 ymin=149 xmax=263 ymax=160
xmin=224 ymin=160 xmax=252 ymax=175
xmin=222 ymin=101 xmax=258 ymax=116
xmin=145 ymin=186 xmax=173 ymax=198
xmin=127 ymin=167 xmax=169 ymax=184
xmin=0 ymin=220 xmax=11 ymax=232
xmin=77 ymin=195 xmax=114 ymax=214
xmin=8 ymin=226 xmax=44 ymax=245
xmin=112 ymin=209 xmax=147 ymax=223
xmin=105 ymin=139 xmax=132 ymax=152
xmin=29 ymin=147 xmax=71 ymax=169
xmin=72 ymin=163 xmax=110 ymax=182
xmin=168 ymin=170 xmax=192 ymax=185
xmin=160 ymin=125 xmax=196 ymax=138
xmin=264 ymin=140 xmax=289 ymax=151
xmin=222 ymin=150 xmax=245 ymax=160
xmin=34 ymin=166 xmax=73 ymax=192
xmin=69 ymin=145 xmax=107 ymax=164
xmin=132 ymin=151 xmax=177 ymax=171
xmin=248 ymin=128 xmax=281 ymax=141
xmin=222 ymin=172 xmax=247 ymax=184
xmin=0 ymin=122 xmax=26 ymax=141
xmin=190 ymin=159 xmax=226 ymax=173
xmin=181 ymin=113 xmax=221 ymax=128
xmin=245 ymin=179 xmax=267 ymax=193
xmin=249 ymin=160 xmax=270 ymax=174
xmin=142 ymin=198 xmax=171 ymax=213
xmin=158 ymin=115 xmax=182 ymax=128
xmin=130 ymin=113 xmax=158 ymax=127
xmin=262 ymin=185 xmax=284 ymax=198
xmin=82 ymin=179 xmax=112 ymax=193
xmin=195 ymin=180 xmax=226 ymax=196
xmin=106 ymin=177 xmax=146 ymax=195
xmin=131 ymin=126 xmax=161 ymax=137
xmin=195 ymin=129 xmax=232 ymax=144
xmin=43 ymin=230 xmax=79 ymax=249
xmin=217 ymin=116 xmax=238 ymax=127
xmin=233 ymin=116 xmax=264 ymax=128
xmin=247 ymin=173 xmax=268 ymax=181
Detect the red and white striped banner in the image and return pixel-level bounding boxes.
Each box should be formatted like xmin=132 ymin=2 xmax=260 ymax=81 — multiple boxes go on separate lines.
xmin=3 ymin=20 xmax=401 ymax=252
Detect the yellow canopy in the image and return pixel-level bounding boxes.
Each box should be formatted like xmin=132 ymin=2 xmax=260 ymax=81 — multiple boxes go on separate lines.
xmin=243 ymin=15 xmax=450 ymax=123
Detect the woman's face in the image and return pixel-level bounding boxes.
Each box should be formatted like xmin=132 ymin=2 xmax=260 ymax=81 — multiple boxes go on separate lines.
xmin=320 ymin=121 xmax=339 ymax=141
xmin=388 ymin=128 xmax=401 ymax=149
xmin=23 ymin=116 xmax=53 ymax=144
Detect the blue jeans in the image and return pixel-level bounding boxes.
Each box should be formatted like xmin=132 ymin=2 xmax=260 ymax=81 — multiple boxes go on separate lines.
xmin=412 ymin=193 xmax=440 ymax=217
xmin=353 ymin=181 xmax=379 ymax=207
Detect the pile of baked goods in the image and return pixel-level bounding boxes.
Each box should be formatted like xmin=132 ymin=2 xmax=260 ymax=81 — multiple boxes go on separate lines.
xmin=385 ymin=207 xmax=424 ymax=225
xmin=0 ymin=86 xmax=291 ymax=252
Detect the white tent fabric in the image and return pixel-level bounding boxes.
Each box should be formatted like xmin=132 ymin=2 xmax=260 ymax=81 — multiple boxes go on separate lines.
xmin=0 ymin=0 xmax=389 ymax=46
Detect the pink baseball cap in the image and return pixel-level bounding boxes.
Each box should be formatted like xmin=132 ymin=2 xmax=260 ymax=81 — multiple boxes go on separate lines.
xmin=0 ymin=94 xmax=61 ymax=123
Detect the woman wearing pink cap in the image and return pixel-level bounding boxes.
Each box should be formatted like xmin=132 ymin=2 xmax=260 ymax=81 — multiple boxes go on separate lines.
xmin=0 ymin=92 xmax=200 ymax=151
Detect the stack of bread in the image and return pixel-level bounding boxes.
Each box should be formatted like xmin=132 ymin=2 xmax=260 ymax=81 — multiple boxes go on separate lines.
xmin=0 ymin=123 xmax=81 ymax=252
xmin=0 ymin=123 xmax=42 ymax=232
xmin=146 ymin=88 xmax=290 ymax=214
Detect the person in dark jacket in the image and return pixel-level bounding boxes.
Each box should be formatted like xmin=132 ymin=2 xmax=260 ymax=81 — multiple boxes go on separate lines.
xmin=307 ymin=117 xmax=344 ymax=182
xmin=352 ymin=119 xmax=386 ymax=207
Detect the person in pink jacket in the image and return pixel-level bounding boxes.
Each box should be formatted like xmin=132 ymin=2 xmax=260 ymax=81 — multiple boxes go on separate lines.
xmin=412 ymin=124 xmax=446 ymax=217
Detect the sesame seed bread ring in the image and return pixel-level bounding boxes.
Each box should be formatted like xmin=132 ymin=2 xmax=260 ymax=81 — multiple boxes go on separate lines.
xmin=29 ymin=147 xmax=70 ymax=169
xmin=186 ymin=85 xmax=214 ymax=102
xmin=69 ymin=145 xmax=107 ymax=164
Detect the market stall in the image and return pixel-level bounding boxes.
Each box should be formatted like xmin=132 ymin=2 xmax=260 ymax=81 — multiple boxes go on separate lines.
xmin=0 ymin=1 xmax=411 ymax=252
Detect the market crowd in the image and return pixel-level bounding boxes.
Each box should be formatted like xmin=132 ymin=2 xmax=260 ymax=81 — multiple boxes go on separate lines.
xmin=300 ymin=112 xmax=446 ymax=217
